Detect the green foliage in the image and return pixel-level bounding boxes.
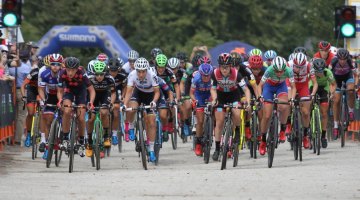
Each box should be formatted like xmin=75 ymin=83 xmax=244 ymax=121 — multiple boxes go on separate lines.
xmin=22 ymin=0 xmax=343 ymax=63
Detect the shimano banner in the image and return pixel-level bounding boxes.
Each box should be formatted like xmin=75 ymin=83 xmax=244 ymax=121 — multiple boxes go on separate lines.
xmin=37 ymin=25 xmax=132 ymax=61
xmin=209 ymin=41 xmax=257 ymax=64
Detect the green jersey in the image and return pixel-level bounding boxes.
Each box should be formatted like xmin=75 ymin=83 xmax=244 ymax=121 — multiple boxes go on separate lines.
xmin=309 ymin=68 xmax=335 ymax=91
xmin=261 ymin=66 xmax=294 ymax=85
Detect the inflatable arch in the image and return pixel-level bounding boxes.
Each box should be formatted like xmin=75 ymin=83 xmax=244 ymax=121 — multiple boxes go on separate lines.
xmin=37 ymin=25 xmax=132 ymax=61
xmin=209 ymin=41 xmax=256 ymax=64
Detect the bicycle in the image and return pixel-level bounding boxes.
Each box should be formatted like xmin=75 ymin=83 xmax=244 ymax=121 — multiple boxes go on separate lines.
xmin=263 ymin=98 xmax=289 ymax=168
xmin=249 ymin=98 xmax=260 ymax=159
xmin=290 ymin=97 xmax=311 ymax=162
xmin=233 ymin=103 xmax=246 ymax=167
xmin=218 ymin=103 xmax=238 ymax=170
xmin=117 ymin=103 xmax=125 ymax=153
xmin=310 ymin=95 xmax=324 ymax=155
xmin=89 ymin=106 xmax=108 ymax=170
xmin=46 ymin=104 xmax=63 ymax=168
xmin=169 ymin=101 xmax=180 ymax=150
xmin=202 ymin=103 xmax=213 ymax=164
xmin=154 ymin=111 xmax=163 ymax=166
xmin=124 ymin=104 xmax=153 ymax=170
xmin=338 ymin=82 xmax=351 ymax=148
xmin=62 ymin=104 xmax=86 ymax=173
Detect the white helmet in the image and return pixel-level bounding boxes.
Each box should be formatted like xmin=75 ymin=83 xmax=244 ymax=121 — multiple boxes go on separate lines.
xmin=128 ymin=50 xmax=139 ymax=60
xmin=167 ymin=57 xmax=180 ymax=69
xmin=134 ymin=57 xmax=149 ymax=70
xmin=87 ymin=59 xmax=97 ymax=73
xmin=330 ymin=46 xmax=338 ymax=55
xmin=293 ymin=52 xmax=307 ymax=67
xmin=272 ymin=56 xmax=287 ymax=71
xmin=288 ymin=53 xmax=296 ymax=61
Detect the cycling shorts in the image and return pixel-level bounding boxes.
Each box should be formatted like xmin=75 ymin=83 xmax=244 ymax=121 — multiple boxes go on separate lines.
xmin=334 ymin=73 xmax=354 ymax=92
xmin=130 ymin=87 xmax=155 ymax=114
xmin=195 ymin=92 xmax=211 ymax=108
xmin=310 ymin=86 xmax=328 ymax=104
xmin=262 ymin=81 xmax=288 ymax=101
xmin=43 ymin=94 xmax=57 ymax=114
xmin=26 ymin=86 xmax=38 ymax=104
xmin=215 ymin=90 xmax=240 ymax=112
xmin=63 ymin=87 xmax=87 ymax=105
xmin=94 ymin=92 xmax=111 ymax=108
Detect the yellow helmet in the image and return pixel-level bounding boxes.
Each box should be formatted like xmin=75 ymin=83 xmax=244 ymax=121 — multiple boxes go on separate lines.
xmin=43 ymin=54 xmax=51 ymax=67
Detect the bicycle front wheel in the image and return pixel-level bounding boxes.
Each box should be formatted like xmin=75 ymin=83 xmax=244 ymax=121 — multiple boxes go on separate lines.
xmin=221 ymin=122 xmax=231 ymax=170
xmin=138 ymin=119 xmax=147 ymax=170
xmin=267 ymin=116 xmax=277 ymax=168
xmin=69 ymin=119 xmax=77 ymax=173
xmin=94 ymin=120 xmax=101 ymax=170
xmin=46 ymin=119 xmax=58 ymax=168
xmin=31 ymin=113 xmax=40 ymax=160
xmin=203 ymin=115 xmax=213 ymax=164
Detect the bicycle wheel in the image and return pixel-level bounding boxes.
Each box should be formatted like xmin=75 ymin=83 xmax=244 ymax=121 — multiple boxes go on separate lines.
xmin=340 ymin=100 xmax=348 ymax=148
xmin=31 ymin=113 xmax=40 ymax=160
xmin=221 ymin=121 xmax=231 ymax=170
xmin=118 ymin=111 xmax=124 ymax=152
xmin=69 ymin=119 xmax=77 ymax=173
xmin=203 ymin=115 xmax=213 ymax=164
xmin=94 ymin=120 xmax=101 ymax=170
xmin=251 ymin=113 xmax=258 ymax=159
xmin=233 ymin=141 xmax=239 ymax=167
xmin=315 ymin=110 xmax=321 ymax=155
xmin=46 ymin=119 xmax=58 ymax=168
xmin=267 ymin=116 xmax=277 ymax=168
xmin=138 ymin=119 xmax=147 ymax=170
xmin=55 ymin=125 xmax=63 ymax=167
xmin=171 ymin=121 xmax=178 ymax=150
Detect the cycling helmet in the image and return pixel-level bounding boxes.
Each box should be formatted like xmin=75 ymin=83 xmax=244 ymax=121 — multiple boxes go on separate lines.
xmin=135 ymin=57 xmax=149 ymax=70
xmin=264 ymin=50 xmax=277 ymax=60
xmin=272 ymin=56 xmax=287 ymax=71
xmin=167 ymin=57 xmax=180 ymax=69
xmin=127 ymin=50 xmax=139 ymax=61
xmin=155 ymin=54 xmax=168 ymax=67
xmin=108 ymin=58 xmax=123 ymax=71
xmin=64 ymin=57 xmax=80 ymax=69
xmin=87 ymin=59 xmax=96 ymax=73
xmin=218 ymin=53 xmax=232 ymax=65
xmin=96 ymin=53 xmax=108 ymax=63
xmin=288 ymin=53 xmax=296 ymax=61
xmin=330 ymin=46 xmax=338 ymax=55
xmin=199 ymin=56 xmax=211 ymax=64
xmin=294 ymin=47 xmax=307 ymax=55
xmin=93 ymin=61 xmax=106 ymax=73
xmin=151 ymin=48 xmax=163 ymax=59
xmin=248 ymin=48 xmax=263 ymax=57
xmin=49 ymin=53 xmax=64 ymax=64
xmin=43 ymin=54 xmax=51 ymax=67
xmin=293 ymin=53 xmax=307 ymax=66
xmin=312 ymin=58 xmax=326 ymax=72
xmin=198 ymin=63 xmax=213 ymax=76
xmin=318 ymin=41 xmax=331 ymax=51
xmin=336 ymin=48 xmax=349 ymax=59
xmin=117 ymin=57 xmax=124 ymax=67
xmin=176 ymin=52 xmax=188 ymax=61
xmin=248 ymin=55 xmax=263 ymax=69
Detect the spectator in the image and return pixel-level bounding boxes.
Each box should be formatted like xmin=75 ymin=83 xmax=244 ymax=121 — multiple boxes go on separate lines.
xmin=8 ymin=49 xmax=30 ymax=144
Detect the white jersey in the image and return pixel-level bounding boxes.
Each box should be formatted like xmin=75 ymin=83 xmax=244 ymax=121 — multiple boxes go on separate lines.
xmin=288 ymin=60 xmax=314 ymax=83
xmin=127 ymin=70 xmax=159 ymax=93
xmin=122 ymin=62 xmax=134 ymax=74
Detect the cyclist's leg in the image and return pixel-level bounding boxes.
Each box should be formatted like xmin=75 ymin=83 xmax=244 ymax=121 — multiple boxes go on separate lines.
xmin=61 ymin=92 xmax=74 ymax=139
xmin=333 ymin=79 xmax=342 ymax=131
xmin=111 ymin=102 xmax=120 ymax=144
xmin=125 ymin=88 xmax=140 ymax=141
xmin=24 ymin=88 xmax=37 ymax=146
xmin=75 ymin=88 xmax=88 ymax=143
xmin=346 ymin=77 xmax=355 ymax=119
xmin=276 ymin=82 xmax=289 ymax=142
xmin=318 ymin=87 xmax=329 ymax=139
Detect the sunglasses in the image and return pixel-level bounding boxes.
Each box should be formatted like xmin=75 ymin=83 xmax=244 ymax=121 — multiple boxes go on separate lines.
xmin=51 ymin=62 xmax=61 ymax=66
xmin=1 ymin=50 xmax=8 ymax=53
xmin=129 ymin=60 xmax=136 ymax=63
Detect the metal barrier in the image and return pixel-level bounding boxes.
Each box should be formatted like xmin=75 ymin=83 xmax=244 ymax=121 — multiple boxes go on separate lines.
xmin=0 ymin=79 xmax=16 ymax=151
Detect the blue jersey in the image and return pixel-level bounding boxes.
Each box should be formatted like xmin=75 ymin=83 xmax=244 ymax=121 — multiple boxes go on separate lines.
xmin=39 ymin=68 xmax=58 ymax=95
xmin=191 ymin=71 xmax=212 ymax=95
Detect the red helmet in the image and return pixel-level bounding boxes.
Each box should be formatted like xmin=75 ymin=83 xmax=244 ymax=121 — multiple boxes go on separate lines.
xmin=218 ymin=53 xmax=232 ymax=65
xmin=199 ymin=56 xmax=211 ymax=64
xmin=318 ymin=41 xmax=331 ymax=51
xmin=49 ymin=53 xmax=64 ymax=63
xmin=293 ymin=53 xmax=307 ymax=67
xmin=97 ymin=53 xmax=108 ymax=62
xmin=248 ymin=55 xmax=263 ymax=69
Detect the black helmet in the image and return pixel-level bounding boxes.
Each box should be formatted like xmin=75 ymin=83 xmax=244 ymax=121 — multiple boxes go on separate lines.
xmin=230 ymin=52 xmax=243 ymax=66
xmin=218 ymin=53 xmax=232 ymax=65
xmin=336 ymin=48 xmax=349 ymax=59
xmin=64 ymin=57 xmax=80 ymax=69
xmin=191 ymin=54 xmax=203 ymax=68
xmin=176 ymin=52 xmax=188 ymax=62
xmin=151 ymin=48 xmax=163 ymax=59
xmin=108 ymin=58 xmax=123 ymax=71
xmin=312 ymin=58 xmax=326 ymax=72
xmin=294 ymin=46 xmax=308 ymax=56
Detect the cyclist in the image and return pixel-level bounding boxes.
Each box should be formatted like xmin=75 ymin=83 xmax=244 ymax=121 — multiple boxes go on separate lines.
xmin=20 ymin=59 xmax=39 ymax=147
xmin=86 ymin=61 xmax=116 ymax=157
xmin=329 ymin=48 xmax=358 ymax=138
xmin=123 ymin=50 xmax=139 ymax=74
xmin=189 ymin=63 xmax=213 ymax=156
xmin=263 ymin=50 xmax=277 ymax=67
xmin=288 ymin=52 xmax=318 ymax=149
xmin=313 ymin=41 xmax=335 ymax=67
xmin=149 ymin=48 xmax=162 ymax=68
xmin=310 ymin=58 xmax=336 ymax=148
xmin=176 ymin=51 xmax=192 ymax=71
xmin=96 ymin=53 xmax=109 ymax=64
xmin=107 ymin=58 xmax=128 ymax=145
xmin=248 ymin=48 xmax=262 ymax=57
xmin=37 ymin=54 xmax=63 ymax=158
xmin=230 ymin=51 xmax=244 ymax=71
xmin=155 ymin=54 xmax=180 ymax=141
xmin=258 ymin=56 xmax=296 ymax=155
xmin=211 ymin=53 xmax=251 ymax=161
xmin=122 ymin=57 xmax=160 ymax=162
xmin=87 ymin=59 xmax=97 ymax=75
xmin=57 ymin=57 xmax=96 ymax=151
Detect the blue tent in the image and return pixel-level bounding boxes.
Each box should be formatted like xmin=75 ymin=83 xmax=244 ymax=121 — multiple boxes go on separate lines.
xmin=209 ymin=40 xmax=257 ymax=64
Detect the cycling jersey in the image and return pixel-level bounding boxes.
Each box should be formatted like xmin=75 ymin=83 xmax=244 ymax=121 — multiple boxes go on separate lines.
xmin=309 ymin=68 xmax=335 ymax=92
xmin=288 ymin=61 xmax=314 ymax=83
xmin=112 ymin=70 xmax=128 ymax=102
xmin=212 ymin=67 xmax=246 ymax=92
xmin=261 ymin=65 xmax=294 ymax=85
xmin=127 ymin=70 xmax=159 ymax=93
xmin=181 ymin=64 xmax=196 ymax=96
xmin=88 ymin=74 xmax=116 ymax=93
xmin=156 ymin=67 xmax=177 ymax=90
xmin=313 ymin=52 xmax=335 ymax=67
xmin=26 ymin=67 xmax=39 ymax=88
xmin=253 ymin=67 xmax=267 ymax=84
xmin=330 ymin=57 xmax=355 ymax=89
xmin=238 ymin=64 xmax=256 ymax=82
xmin=191 ymin=71 xmax=211 ymax=107
xmin=157 ymin=76 xmax=173 ymax=108
xmin=175 ymin=68 xmax=185 ymax=84
xmin=122 ymin=62 xmax=134 ymax=74
xmin=39 ymin=68 xmax=58 ymax=95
